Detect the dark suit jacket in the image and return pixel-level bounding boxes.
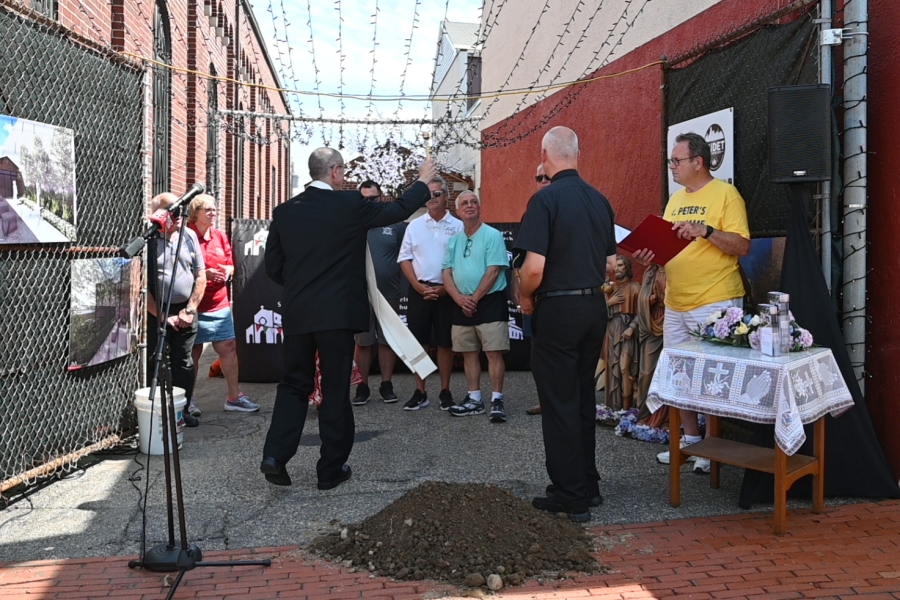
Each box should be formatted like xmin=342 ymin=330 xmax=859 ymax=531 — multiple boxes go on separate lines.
xmin=266 ymin=181 xmax=430 ymax=335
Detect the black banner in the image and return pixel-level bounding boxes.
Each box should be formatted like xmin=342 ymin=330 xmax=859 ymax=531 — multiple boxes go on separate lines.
xmin=232 ymin=219 xmax=284 ymax=383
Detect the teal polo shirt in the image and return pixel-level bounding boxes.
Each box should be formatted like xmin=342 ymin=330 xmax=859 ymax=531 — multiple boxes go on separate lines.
xmin=442 ymin=224 xmax=508 ymax=295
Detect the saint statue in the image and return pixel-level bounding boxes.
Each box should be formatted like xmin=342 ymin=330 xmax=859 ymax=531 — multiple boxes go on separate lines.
xmin=604 ymin=255 xmax=641 ymax=410
xmin=635 ymin=263 xmax=666 ymax=409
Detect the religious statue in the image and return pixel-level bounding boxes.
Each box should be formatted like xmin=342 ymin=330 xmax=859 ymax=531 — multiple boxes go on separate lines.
xmin=604 ymin=255 xmax=641 ymax=410
xmin=635 ymin=263 xmax=666 ymax=409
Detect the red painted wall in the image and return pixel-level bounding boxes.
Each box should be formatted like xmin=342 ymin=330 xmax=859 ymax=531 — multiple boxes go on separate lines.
xmin=480 ymin=0 xmax=795 ymax=229
xmin=863 ymin=0 xmax=900 ymax=481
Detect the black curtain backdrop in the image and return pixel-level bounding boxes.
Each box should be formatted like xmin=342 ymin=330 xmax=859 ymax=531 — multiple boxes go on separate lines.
xmin=232 ymin=219 xmax=284 ymax=383
xmin=666 ymin=14 xmax=817 ymax=237
xmin=738 ymin=187 xmax=899 ymax=504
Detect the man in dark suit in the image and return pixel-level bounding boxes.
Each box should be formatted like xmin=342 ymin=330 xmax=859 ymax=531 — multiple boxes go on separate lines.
xmin=260 ymin=148 xmax=436 ymax=488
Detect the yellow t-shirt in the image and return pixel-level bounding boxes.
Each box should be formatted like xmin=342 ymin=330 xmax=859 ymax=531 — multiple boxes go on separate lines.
xmin=663 ymin=179 xmax=749 ymax=312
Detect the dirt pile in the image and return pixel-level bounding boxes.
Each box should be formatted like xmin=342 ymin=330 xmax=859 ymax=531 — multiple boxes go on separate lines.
xmin=310 ymin=481 xmax=606 ymax=589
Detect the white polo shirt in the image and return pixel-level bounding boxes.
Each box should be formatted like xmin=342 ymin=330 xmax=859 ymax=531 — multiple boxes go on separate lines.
xmin=398 ymin=210 xmax=463 ymax=284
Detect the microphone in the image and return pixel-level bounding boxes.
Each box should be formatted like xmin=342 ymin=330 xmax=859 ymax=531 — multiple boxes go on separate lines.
xmin=168 ymin=182 xmax=206 ymax=213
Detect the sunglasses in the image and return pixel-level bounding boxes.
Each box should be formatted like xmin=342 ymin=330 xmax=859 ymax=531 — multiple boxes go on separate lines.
xmin=535 ymin=175 xmax=551 ymax=183
xmin=464 ymin=237 xmax=473 ymax=258
xmin=430 ymin=191 xmax=444 ymax=198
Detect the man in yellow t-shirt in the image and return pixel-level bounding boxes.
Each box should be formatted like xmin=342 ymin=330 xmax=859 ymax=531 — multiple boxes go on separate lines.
xmin=633 ymin=132 xmax=749 ymax=474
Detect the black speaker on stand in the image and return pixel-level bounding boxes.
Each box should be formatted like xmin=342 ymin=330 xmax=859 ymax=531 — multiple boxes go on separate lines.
xmin=768 ymin=84 xmax=832 ymax=184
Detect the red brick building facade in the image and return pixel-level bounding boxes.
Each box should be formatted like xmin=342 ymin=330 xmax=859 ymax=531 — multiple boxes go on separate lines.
xmin=49 ymin=0 xmax=291 ymax=225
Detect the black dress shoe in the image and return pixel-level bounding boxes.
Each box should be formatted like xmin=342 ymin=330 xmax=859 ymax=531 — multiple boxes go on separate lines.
xmin=545 ymin=484 xmax=604 ymax=507
xmin=532 ymin=496 xmax=591 ymax=522
xmin=260 ymin=457 xmax=292 ymax=486
xmin=317 ymin=464 xmax=352 ymax=490
xmin=183 ymin=412 xmax=199 ymax=428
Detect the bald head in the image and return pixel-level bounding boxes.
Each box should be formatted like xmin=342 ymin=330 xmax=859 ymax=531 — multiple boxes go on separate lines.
xmin=308 ymin=147 xmax=345 ymax=181
xmin=542 ymin=127 xmax=579 ymax=161
xmin=149 ymin=192 xmax=177 ymax=214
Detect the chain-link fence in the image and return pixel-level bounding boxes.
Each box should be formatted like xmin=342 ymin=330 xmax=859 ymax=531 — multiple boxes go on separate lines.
xmin=0 ymin=4 xmax=145 ymax=502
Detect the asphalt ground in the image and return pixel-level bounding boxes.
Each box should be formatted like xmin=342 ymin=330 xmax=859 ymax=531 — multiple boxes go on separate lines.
xmin=0 ymin=350 xmax=841 ymax=565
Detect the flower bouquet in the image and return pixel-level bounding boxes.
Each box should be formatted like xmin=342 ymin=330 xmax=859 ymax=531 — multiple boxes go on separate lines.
xmin=692 ymin=306 xmax=814 ymax=351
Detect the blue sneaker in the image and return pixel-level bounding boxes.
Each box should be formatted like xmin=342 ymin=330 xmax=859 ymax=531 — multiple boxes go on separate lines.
xmin=449 ymin=396 xmax=484 ymax=417
xmin=224 ymin=393 xmax=260 ymax=412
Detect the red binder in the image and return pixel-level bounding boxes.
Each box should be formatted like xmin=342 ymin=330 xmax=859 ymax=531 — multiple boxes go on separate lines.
xmin=617 ymin=214 xmax=691 ymax=265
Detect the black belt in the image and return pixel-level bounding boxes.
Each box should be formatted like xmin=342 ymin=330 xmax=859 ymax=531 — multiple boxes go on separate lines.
xmin=534 ymin=286 xmax=604 ymax=302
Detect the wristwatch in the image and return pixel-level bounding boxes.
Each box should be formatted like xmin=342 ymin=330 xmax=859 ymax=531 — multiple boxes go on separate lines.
xmin=702 ymin=225 xmax=714 ymax=239
xmin=183 ymin=307 xmax=197 ymax=315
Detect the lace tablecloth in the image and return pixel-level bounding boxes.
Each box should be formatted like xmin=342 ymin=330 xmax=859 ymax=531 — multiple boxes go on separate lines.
xmin=647 ymin=340 xmax=854 ymax=455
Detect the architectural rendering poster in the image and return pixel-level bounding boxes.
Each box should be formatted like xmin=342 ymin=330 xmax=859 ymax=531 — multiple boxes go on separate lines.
xmin=667 ymin=107 xmax=735 ymax=196
xmin=0 ymin=114 xmax=77 ymax=244
xmin=69 ymin=257 xmax=140 ymax=369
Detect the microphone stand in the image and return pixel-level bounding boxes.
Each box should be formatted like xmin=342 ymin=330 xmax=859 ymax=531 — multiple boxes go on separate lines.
xmin=122 ymin=190 xmax=269 ymax=599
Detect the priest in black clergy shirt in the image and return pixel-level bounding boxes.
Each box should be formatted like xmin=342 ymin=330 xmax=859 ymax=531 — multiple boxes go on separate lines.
xmin=261 ymin=148 xmax=436 ymax=488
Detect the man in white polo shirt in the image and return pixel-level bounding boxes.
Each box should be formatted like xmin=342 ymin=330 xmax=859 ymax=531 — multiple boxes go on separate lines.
xmin=398 ymin=176 xmax=463 ymax=410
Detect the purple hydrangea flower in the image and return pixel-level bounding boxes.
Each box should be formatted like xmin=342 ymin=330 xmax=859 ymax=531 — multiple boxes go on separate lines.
xmin=723 ymin=306 xmax=744 ymax=326
xmin=749 ymin=330 xmax=761 ymax=350
xmin=713 ymin=319 xmax=732 ymax=339
xmin=798 ymin=329 xmax=813 ymax=349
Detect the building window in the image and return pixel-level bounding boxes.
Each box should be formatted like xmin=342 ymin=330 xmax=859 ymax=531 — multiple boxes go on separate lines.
xmin=29 ymin=0 xmax=57 ymax=19
xmin=152 ymin=0 xmax=172 ymax=196
xmin=466 ymin=55 xmax=481 ymax=113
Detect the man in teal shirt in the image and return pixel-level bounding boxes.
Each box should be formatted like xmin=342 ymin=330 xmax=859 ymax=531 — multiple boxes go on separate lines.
xmin=442 ymin=191 xmax=510 ymax=422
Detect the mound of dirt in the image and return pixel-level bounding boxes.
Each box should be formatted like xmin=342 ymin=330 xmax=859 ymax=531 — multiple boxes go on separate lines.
xmin=310 ymin=481 xmax=606 ymax=589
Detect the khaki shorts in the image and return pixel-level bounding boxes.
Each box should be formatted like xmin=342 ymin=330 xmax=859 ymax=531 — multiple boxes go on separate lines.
xmin=451 ymin=320 xmax=510 ymax=353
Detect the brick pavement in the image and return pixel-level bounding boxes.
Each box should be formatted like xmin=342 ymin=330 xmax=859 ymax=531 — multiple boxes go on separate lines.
xmin=1 ymin=500 xmax=898 ymax=599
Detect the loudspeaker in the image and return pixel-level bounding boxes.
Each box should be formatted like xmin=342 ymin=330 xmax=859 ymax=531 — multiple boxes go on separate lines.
xmin=768 ymin=84 xmax=832 ymax=183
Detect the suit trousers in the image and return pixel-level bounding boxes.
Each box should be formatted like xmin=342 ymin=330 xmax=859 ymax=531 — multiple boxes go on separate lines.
xmin=530 ymin=295 xmax=607 ymax=510
xmin=263 ymin=330 xmax=356 ymax=483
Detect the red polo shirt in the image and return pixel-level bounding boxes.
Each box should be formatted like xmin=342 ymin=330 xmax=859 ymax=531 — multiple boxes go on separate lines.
xmin=189 ymin=223 xmax=233 ymax=313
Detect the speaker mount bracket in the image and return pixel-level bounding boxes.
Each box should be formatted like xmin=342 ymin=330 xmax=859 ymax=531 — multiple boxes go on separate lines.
xmin=821 ymin=29 xmax=844 ymax=46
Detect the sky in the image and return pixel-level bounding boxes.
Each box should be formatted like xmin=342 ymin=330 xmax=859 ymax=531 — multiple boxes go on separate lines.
xmin=245 ymin=0 xmax=483 ymax=181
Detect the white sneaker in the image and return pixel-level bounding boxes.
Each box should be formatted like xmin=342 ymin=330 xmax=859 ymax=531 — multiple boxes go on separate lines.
xmin=692 ymin=457 xmax=711 ymax=474
xmin=656 ymin=437 xmax=698 ymax=465
xmin=187 ymin=399 xmax=201 ymax=417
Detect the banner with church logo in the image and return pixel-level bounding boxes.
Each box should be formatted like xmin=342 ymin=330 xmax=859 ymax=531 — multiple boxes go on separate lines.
xmin=232 ymin=219 xmax=284 ymax=382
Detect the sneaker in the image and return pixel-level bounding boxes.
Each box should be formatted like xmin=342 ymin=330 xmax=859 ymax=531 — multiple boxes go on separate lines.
xmin=379 ymin=381 xmax=398 ymax=403
xmin=693 ymin=457 xmax=711 ymax=474
xmin=187 ymin=398 xmax=201 ymax=417
xmin=489 ymin=398 xmax=507 ymax=423
xmin=224 ymin=393 xmax=260 ymax=412
xmin=352 ymin=383 xmax=371 ymax=406
xmin=183 ymin=411 xmax=199 ymax=427
xmin=403 ymin=389 xmax=429 ymax=411
xmin=439 ymin=389 xmax=455 ymax=411
xmin=449 ymin=396 xmax=485 ymax=417
xmin=656 ymin=437 xmax=698 ymax=465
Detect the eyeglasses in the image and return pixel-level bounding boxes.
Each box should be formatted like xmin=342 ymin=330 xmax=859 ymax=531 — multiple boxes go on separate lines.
xmin=464 ymin=238 xmax=473 ymax=258
xmin=668 ymin=156 xmax=696 ymax=167
xmin=201 ymin=207 xmax=217 ymax=212
xmin=331 ymin=163 xmax=346 ymax=170
xmin=535 ymin=175 xmax=551 ymax=183
xmin=430 ymin=190 xmax=444 ymax=198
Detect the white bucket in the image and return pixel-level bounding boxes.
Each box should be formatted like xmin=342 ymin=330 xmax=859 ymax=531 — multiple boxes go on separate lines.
xmin=134 ymin=387 xmax=187 ymax=455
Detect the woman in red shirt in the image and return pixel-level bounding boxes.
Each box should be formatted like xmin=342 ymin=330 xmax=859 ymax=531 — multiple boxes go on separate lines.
xmin=187 ymin=195 xmax=259 ymax=414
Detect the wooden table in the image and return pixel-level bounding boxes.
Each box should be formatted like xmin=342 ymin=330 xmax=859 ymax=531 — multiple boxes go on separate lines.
xmin=647 ymin=341 xmax=854 ymax=534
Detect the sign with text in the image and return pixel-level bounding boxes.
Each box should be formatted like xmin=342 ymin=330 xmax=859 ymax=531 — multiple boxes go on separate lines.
xmin=667 ymin=107 xmax=735 ymax=196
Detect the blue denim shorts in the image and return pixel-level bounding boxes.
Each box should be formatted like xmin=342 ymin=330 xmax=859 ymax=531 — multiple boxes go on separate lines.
xmin=195 ymin=307 xmax=236 ymax=344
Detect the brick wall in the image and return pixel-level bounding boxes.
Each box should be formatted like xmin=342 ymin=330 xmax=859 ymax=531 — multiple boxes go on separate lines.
xmin=54 ymin=0 xmax=290 ymax=230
